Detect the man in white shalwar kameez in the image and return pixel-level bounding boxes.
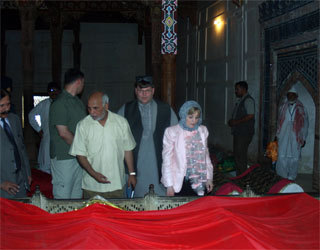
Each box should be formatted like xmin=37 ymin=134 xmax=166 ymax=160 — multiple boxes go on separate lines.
xmin=29 ymin=82 xmax=60 ymax=174
xmin=276 ymin=86 xmax=308 ymax=180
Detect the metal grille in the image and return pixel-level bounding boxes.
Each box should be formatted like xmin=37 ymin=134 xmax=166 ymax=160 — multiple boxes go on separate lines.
xmin=277 ymin=46 xmax=318 ymax=95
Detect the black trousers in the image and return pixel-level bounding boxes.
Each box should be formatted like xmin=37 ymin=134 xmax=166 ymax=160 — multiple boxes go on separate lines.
xmin=233 ymin=134 xmax=253 ymax=176
xmin=176 ymin=179 xmax=198 ymax=196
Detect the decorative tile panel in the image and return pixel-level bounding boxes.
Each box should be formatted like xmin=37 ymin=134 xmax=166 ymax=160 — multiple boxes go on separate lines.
xmin=161 ymin=0 xmax=178 ymax=54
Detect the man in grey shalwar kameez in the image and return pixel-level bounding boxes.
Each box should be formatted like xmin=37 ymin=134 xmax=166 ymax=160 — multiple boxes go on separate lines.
xmin=118 ymin=76 xmax=178 ymax=197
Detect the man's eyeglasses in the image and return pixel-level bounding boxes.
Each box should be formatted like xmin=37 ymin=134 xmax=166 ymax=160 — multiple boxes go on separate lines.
xmin=137 ymin=88 xmax=153 ymax=94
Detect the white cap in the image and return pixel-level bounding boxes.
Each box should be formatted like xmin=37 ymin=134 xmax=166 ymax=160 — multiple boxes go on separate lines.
xmin=288 ymin=85 xmax=298 ymax=95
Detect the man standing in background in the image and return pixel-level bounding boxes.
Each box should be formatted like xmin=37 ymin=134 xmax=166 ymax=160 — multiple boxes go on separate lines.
xmin=29 ymin=82 xmax=61 ymax=174
xmin=49 ymin=68 xmax=86 ymax=199
xmin=228 ymin=81 xmax=255 ymax=176
xmin=276 ymin=86 xmax=308 ymax=180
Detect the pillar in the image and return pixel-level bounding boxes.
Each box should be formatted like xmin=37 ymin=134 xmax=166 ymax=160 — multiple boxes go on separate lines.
xmin=161 ymin=0 xmax=178 ymax=107
xmin=143 ymin=23 xmax=152 ymax=76
xmin=72 ymin=20 xmax=81 ymax=70
xmin=1 ymin=22 xmax=7 ymax=75
xmin=150 ymin=4 xmax=162 ymax=99
xmin=18 ymin=2 xmax=37 ymax=162
xmin=139 ymin=7 xmax=152 ymax=76
xmin=161 ymin=54 xmax=176 ymax=108
xmin=49 ymin=3 xmax=63 ymax=86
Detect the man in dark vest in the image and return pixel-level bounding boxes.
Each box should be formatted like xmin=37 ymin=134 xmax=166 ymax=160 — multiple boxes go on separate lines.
xmin=118 ymin=76 xmax=178 ymax=197
xmin=228 ymin=81 xmax=255 ymax=176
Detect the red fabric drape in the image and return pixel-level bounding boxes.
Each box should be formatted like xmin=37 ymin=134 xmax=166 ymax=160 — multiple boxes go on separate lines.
xmin=1 ymin=194 xmax=319 ymax=249
xmin=27 ymin=168 xmax=53 ymax=199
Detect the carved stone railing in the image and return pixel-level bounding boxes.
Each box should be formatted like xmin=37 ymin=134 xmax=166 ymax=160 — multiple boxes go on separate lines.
xmin=15 ymin=184 xmax=257 ymax=213
xmin=19 ymin=185 xmax=200 ymax=213
xmin=13 ymin=184 xmax=319 ymax=214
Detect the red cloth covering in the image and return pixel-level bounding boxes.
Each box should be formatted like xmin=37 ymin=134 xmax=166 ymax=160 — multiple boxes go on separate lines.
xmin=27 ymin=168 xmax=53 ymax=199
xmin=267 ymin=179 xmax=293 ymax=194
xmin=1 ymin=194 xmax=319 ymax=249
xmin=214 ymin=182 xmax=243 ymax=195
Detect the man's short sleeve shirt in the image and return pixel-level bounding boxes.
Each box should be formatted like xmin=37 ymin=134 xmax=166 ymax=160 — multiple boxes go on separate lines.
xmin=49 ymin=90 xmax=86 ymax=160
xmin=244 ymin=95 xmax=255 ymax=115
xmin=69 ymin=111 xmax=136 ymax=192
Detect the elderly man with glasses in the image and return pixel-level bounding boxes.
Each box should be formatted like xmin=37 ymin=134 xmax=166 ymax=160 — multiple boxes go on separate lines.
xmin=118 ymin=76 xmax=178 ymax=197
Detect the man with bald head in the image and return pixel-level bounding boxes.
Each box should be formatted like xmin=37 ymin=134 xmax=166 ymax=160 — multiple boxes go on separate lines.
xmin=276 ymin=86 xmax=309 ymax=180
xmin=70 ymin=92 xmax=136 ymax=199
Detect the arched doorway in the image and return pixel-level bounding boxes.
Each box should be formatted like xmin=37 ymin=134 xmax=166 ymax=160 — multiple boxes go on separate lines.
xmin=278 ymin=82 xmax=315 ymax=174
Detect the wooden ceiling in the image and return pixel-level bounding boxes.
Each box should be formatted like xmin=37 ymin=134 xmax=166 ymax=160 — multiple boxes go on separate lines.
xmin=1 ymin=0 xmax=199 ymax=30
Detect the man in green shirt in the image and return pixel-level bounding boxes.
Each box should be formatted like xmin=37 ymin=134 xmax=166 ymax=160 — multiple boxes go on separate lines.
xmin=49 ymin=68 xmax=86 ymax=199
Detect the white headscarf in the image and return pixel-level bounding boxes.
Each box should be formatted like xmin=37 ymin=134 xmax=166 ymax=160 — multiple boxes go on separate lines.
xmin=288 ymin=85 xmax=298 ymax=95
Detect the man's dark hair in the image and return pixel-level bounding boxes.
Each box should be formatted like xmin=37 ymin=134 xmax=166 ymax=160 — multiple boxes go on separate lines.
xmin=1 ymin=76 xmax=13 ymax=92
xmin=135 ymin=76 xmax=154 ymax=88
xmin=64 ymin=68 xmax=84 ymax=86
xmin=0 ymin=88 xmax=10 ymax=100
xmin=235 ymin=81 xmax=248 ymax=91
xmin=47 ymin=82 xmax=61 ymax=92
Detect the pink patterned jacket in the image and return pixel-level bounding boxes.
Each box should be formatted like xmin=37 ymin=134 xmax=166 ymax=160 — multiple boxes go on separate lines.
xmin=161 ymin=124 xmax=214 ymax=193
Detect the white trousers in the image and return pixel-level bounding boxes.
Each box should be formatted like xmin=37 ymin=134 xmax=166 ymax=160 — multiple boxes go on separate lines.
xmin=276 ymin=156 xmax=299 ymax=181
xmin=51 ymin=158 xmax=83 ymax=199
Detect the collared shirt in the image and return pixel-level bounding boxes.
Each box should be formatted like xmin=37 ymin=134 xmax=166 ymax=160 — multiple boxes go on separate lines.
xmin=232 ymin=93 xmax=255 ymax=119
xmin=0 ymin=117 xmax=11 ymax=129
xmin=49 ymin=90 xmax=86 ymax=160
xmin=288 ymin=103 xmax=296 ymax=122
xmin=69 ymin=111 xmax=136 ymax=192
xmin=1 ymin=116 xmax=18 ymax=172
xmin=138 ymin=101 xmax=152 ymax=138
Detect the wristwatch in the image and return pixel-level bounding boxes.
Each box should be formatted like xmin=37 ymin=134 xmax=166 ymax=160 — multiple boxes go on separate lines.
xmin=129 ymin=172 xmax=136 ymax=176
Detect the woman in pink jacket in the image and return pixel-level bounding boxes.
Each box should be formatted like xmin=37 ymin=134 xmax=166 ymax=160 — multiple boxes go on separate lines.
xmin=161 ymin=100 xmax=214 ymax=196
